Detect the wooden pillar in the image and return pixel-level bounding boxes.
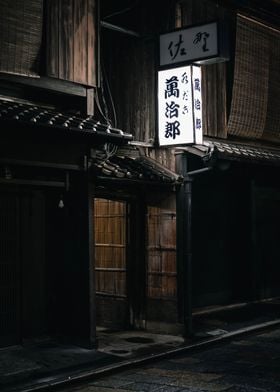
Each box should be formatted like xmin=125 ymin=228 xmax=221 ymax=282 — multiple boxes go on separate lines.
xmin=64 ymin=172 xmax=97 ymax=348
xmin=128 ymin=193 xmax=147 ymax=329
xmin=176 ymin=152 xmax=193 ymax=337
xmin=86 ymin=88 xmax=94 ymax=116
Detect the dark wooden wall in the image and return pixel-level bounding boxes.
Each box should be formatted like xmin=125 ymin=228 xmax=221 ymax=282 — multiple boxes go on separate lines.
xmin=100 ymin=0 xmax=177 ymax=171
xmin=192 ymin=169 xmax=251 ymax=307
xmin=45 ymin=0 xmax=98 ymax=86
xmin=0 ymin=0 xmax=98 ymax=86
xmin=191 ymin=163 xmax=280 ymax=308
xmin=251 ymin=183 xmax=280 ymax=299
xmin=179 ymin=0 xmax=236 ymax=139
xmin=0 ymin=189 xmax=47 ymax=346
xmin=0 ymin=191 xmax=20 ymax=347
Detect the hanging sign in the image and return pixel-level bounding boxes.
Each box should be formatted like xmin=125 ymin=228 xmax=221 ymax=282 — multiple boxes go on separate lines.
xmin=157 ymin=65 xmax=203 ymax=146
xmin=192 ymin=65 xmax=203 ymax=145
xmin=159 ymin=21 xmax=228 ymax=68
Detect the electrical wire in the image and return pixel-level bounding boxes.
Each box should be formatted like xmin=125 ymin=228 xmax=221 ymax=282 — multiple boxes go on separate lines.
xmin=103 ymin=0 xmax=139 ymax=20
xmin=94 ymin=52 xmax=118 ymax=128
xmin=94 ymin=65 xmax=112 ymax=126
xmin=102 ymin=59 xmax=117 ymax=128
xmin=100 ymin=69 xmax=112 ymax=126
xmin=95 ymin=88 xmax=110 ymax=123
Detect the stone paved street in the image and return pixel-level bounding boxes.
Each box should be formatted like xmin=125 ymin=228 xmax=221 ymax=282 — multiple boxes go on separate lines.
xmin=57 ymin=328 xmax=280 ymax=392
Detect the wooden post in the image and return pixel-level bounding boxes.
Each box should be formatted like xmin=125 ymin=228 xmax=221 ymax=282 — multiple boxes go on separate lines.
xmin=176 ymin=151 xmax=193 ymax=337
xmin=86 ymin=88 xmax=94 ymax=116
xmin=128 ymin=194 xmax=147 ymax=329
xmin=64 ymin=171 xmax=97 ymax=348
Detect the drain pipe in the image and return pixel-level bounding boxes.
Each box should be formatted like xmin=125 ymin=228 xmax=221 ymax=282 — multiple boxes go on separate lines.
xmin=175 ymin=151 xmax=212 ymax=338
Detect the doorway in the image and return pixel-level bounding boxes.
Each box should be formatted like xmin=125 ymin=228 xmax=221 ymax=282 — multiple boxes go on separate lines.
xmin=0 ymin=189 xmax=47 ymax=347
xmin=94 ymin=198 xmax=178 ymax=333
xmin=94 ymin=198 xmax=129 ymax=329
xmin=0 ymin=191 xmax=20 ymax=346
xmin=252 ymin=185 xmax=280 ymax=299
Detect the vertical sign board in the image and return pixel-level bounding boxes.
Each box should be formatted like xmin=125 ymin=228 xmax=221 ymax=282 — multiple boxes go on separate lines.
xmin=158 ymin=21 xmax=228 ymax=146
xmin=157 ymin=65 xmax=203 ymax=146
xmin=192 ymin=65 xmax=203 ymax=145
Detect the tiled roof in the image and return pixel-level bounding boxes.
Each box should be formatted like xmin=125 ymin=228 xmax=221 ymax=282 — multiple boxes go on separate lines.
xmin=210 ymin=140 xmax=280 ymax=165
xmin=183 ymin=139 xmax=280 ymax=166
xmin=90 ymin=147 xmax=180 ymax=185
xmin=0 ymin=98 xmax=132 ymax=143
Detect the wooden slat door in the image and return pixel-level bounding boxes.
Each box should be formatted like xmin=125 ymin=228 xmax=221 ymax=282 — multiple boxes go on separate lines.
xmin=94 ymin=198 xmax=128 ymax=329
xmin=0 ymin=192 xmax=20 ymax=347
xmin=146 ymin=207 xmax=177 ymax=324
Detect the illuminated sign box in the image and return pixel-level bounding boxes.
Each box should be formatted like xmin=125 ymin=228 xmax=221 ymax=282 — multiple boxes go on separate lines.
xmin=159 ymin=21 xmax=229 ymax=68
xmin=157 ymin=65 xmax=203 ymax=147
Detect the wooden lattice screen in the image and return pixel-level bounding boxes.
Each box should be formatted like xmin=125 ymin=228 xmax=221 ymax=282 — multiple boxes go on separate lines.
xmin=0 ymin=0 xmax=44 ymax=77
xmin=179 ymin=0 xmax=228 ymax=139
xmin=94 ymin=198 xmax=128 ymax=328
xmin=146 ymin=207 xmax=177 ymax=300
xmin=227 ymin=15 xmax=280 ymax=142
xmin=94 ymin=199 xmax=127 ymax=298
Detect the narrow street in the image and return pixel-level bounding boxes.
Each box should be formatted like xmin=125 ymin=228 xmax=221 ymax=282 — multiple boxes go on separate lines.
xmin=56 ymin=327 xmax=280 ymax=392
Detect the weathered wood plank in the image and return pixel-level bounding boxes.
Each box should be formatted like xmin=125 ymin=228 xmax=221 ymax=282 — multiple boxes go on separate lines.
xmin=147 ymin=207 xmax=177 ymax=300
xmin=73 ymin=0 xmax=87 ymax=84
xmin=45 ymin=0 xmax=59 ymax=77
xmin=86 ymin=87 xmax=94 ymax=115
xmin=87 ymin=0 xmax=97 ymax=86
xmin=59 ymin=0 xmax=74 ymax=81
xmin=46 ymin=0 xmax=97 ymax=87
xmin=180 ymin=0 xmax=228 ymax=139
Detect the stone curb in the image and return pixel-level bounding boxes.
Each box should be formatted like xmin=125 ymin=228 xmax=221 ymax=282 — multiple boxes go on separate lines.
xmin=5 ymin=319 xmax=280 ymax=392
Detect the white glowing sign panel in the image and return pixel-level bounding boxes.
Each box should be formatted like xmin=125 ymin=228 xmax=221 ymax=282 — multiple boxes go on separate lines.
xmin=157 ymin=65 xmax=203 ymax=146
xmin=160 ymin=22 xmax=219 ymax=67
xmin=192 ymin=65 xmax=203 ymax=145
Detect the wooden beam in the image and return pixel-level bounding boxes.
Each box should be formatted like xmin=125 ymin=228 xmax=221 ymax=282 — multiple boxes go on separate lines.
xmin=176 ymin=152 xmax=193 ymax=337
xmin=0 ymin=72 xmax=87 ymax=97
xmin=86 ymin=88 xmax=94 ymax=116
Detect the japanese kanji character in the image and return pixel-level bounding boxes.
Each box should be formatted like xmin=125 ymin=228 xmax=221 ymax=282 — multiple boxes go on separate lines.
xmin=194 ymin=99 xmax=201 ymax=110
xmin=168 ymin=34 xmax=187 ymax=60
xmin=165 ymin=76 xmax=179 ymax=98
xmin=165 ymin=101 xmax=179 ymax=119
xmin=165 ymin=121 xmax=180 ymax=139
xmin=193 ymin=31 xmax=210 ymax=52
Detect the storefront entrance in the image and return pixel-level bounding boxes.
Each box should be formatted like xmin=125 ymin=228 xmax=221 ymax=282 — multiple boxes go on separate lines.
xmin=94 ymin=198 xmax=129 ymax=329
xmin=94 ymin=198 xmax=178 ymax=332
xmin=0 ymin=189 xmax=47 ymax=347
xmin=0 ymin=187 xmax=66 ymax=348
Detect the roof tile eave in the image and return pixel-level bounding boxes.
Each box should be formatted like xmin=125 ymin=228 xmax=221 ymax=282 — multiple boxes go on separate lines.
xmin=0 ymin=98 xmax=133 ymax=142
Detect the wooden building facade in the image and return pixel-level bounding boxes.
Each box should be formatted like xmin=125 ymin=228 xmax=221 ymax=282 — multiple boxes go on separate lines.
xmin=0 ymin=0 xmax=180 ymax=348
xmin=0 ymin=0 xmax=279 ymax=349
xmin=98 ymin=0 xmax=280 ymax=335
xmin=175 ymin=0 xmax=280 ymax=333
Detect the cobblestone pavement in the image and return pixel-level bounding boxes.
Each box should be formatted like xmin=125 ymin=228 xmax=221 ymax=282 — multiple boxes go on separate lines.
xmin=57 ymin=328 xmax=280 ymax=392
